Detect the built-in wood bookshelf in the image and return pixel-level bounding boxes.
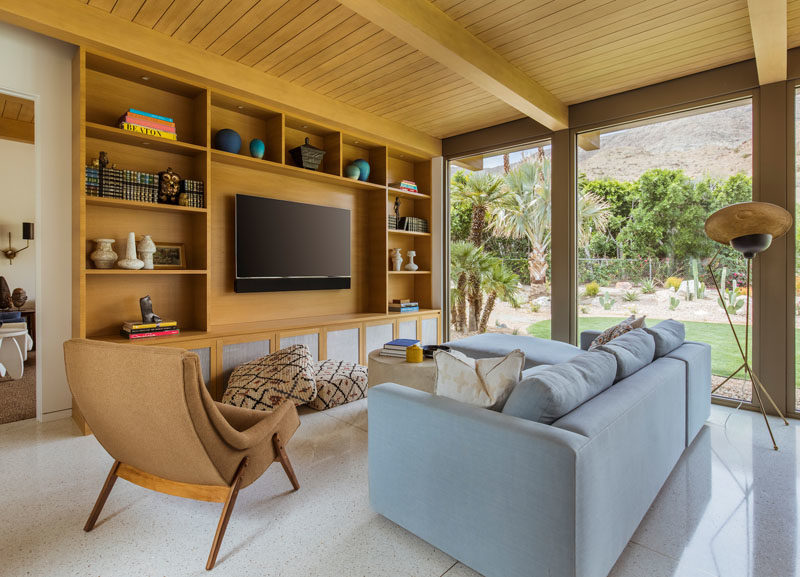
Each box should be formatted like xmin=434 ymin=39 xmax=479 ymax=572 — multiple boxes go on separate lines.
xmin=71 ymin=48 xmax=440 ymax=430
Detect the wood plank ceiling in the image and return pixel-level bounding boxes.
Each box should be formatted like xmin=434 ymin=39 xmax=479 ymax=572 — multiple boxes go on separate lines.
xmin=83 ymin=0 xmax=761 ymax=139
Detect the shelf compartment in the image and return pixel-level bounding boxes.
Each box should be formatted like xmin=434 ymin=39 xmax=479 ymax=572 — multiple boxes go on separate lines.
xmin=211 ymin=91 xmax=283 ymax=164
xmin=388 ymin=271 xmax=432 ymax=310
xmin=85 ymin=269 xmax=207 ymax=275
xmin=85 ymin=196 xmax=207 ymax=214
xmin=210 ymin=149 xmax=386 ymax=191
xmin=388 ymin=149 xmax=432 ymax=196
xmin=85 ymin=122 xmax=206 ymax=156
xmin=342 ymin=133 xmax=387 ymax=186
xmin=284 ymin=116 xmax=341 ymax=176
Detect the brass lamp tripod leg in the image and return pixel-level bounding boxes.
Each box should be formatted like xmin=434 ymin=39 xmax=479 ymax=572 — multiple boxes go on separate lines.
xmin=707 ymin=254 xmax=788 ymax=451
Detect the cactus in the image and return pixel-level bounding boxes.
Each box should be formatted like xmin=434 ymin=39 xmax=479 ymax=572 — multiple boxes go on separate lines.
xmin=599 ymin=291 xmax=616 ymax=310
xmin=717 ymin=277 xmax=745 ymax=314
xmin=690 ymin=258 xmax=704 ymax=300
xmin=669 ymin=294 xmax=680 ymax=311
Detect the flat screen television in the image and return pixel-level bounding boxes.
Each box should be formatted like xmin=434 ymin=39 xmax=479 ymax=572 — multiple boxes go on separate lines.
xmin=235 ymin=194 xmax=351 ymax=292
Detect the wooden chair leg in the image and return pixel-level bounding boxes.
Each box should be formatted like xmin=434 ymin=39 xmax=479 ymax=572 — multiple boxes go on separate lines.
xmin=272 ymin=433 xmax=300 ymax=491
xmin=206 ymin=458 xmax=248 ymax=571
xmin=84 ymin=460 xmax=121 ymax=532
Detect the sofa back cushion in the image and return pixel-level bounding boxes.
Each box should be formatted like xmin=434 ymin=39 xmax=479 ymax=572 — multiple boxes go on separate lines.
xmin=644 ymin=319 xmax=685 ymax=358
xmin=501 ymin=350 xmax=617 ymax=424
xmin=443 ymin=333 xmax=581 ymax=369
xmin=594 ymin=328 xmax=655 ymax=381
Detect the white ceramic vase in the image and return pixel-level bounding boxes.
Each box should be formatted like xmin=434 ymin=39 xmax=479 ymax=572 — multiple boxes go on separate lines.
xmin=117 ymin=232 xmax=144 ymax=270
xmin=390 ymin=248 xmax=403 ymax=272
xmin=136 ymin=235 xmax=157 ymax=270
xmin=405 ymin=250 xmax=418 ymax=271
xmin=90 ymin=238 xmax=117 ymax=269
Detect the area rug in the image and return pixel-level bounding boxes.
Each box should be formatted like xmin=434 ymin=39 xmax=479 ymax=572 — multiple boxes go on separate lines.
xmin=0 ymin=351 xmax=35 ymax=424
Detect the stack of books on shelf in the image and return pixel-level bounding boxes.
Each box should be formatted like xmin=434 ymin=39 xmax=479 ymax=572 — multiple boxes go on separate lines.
xmin=89 ymin=166 xmax=159 ymax=203
xmin=389 ymin=180 xmax=418 ymax=193
xmin=85 ymin=166 xmax=100 ymax=196
xmin=389 ymin=299 xmax=419 ymax=313
xmin=121 ymin=320 xmax=180 ymax=340
xmin=388 ymin=214 xmax=398 ymax=230
xmin=179 ymin=179 xmax=205 ymax=208
xmin=379 ymin=338 xmax=421 ymax=358
xmin=118 ymin=108 xmax=177 ymax=141
xmin=398 ymin=216 xmax=429 ymax=233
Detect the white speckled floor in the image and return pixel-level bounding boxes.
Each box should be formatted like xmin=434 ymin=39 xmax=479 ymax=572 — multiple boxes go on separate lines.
xmin=0 ymin=401 xmax=798 ymax=577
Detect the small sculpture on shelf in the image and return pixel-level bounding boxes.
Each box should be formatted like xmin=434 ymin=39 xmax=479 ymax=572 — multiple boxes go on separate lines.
xmin=139 ymin=295 xmax=162 ymax=324
xmin=0 ymin=276 xmax=12 ymax=310
xmin=90 ymin=238 xmax=117 ymax=269
xmin=214 ymin=128 xmax=242 ymax=154
xmin=405 ymin=250 xmax=418 ymax=271
xmin=98 ymin=151 xmax=109 ymax=169
xmin=158 ymin=167 xmax=181 ymax=205
xmin=117 ymin=232 xmax=144 ymax=270
xmin=136 ymin=235 xmax=156 ymax=270
xmin=352 ymin=158 xmax=370 ymax=182
xmin=390 ymin=248 xmax=403 ymax=272
xmin=344 ymin=163 xmax=360 ymax=179
xmin=249 ymin=138 xmax=265 ymax=159
xmin=289 ymin=137 xmax=325 ymax=171
xmin=11 ymin=288 xmax=27 ymax=310
xmin=394 ymin=196 xmax=401 ymax=223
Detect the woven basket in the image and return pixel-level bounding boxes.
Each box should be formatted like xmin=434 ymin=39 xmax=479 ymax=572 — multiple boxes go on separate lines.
xmin=289 ymin=137 xmax=325 ymax=171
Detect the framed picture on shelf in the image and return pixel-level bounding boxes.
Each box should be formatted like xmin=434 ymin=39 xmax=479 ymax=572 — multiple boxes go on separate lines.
xmin=153 ymin=242 xmax=186 ymax=269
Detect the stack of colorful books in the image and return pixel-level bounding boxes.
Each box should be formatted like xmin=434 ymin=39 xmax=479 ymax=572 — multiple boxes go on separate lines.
xmin=389 ymin=180 xmax=418 ymax=193
xmin=118 ymin=109 xmax=177 ymax=141
xmin=379 ymin=338 xmax=421 ymax=358
xmin=121 ymin=320 xmax=180 ymax=339
xmin=389 ymin=299 xmax=419 ymax=313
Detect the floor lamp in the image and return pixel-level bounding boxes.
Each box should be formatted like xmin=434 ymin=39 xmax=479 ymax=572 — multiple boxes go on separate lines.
xmin=705 ymin=201 xmax=792 ymax=450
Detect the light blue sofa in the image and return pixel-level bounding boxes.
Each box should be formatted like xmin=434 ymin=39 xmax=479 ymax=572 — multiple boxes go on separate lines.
xmin=369 ymin=332 xmax=711 ymax=577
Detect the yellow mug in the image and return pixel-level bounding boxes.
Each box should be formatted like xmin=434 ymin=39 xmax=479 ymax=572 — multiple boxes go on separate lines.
xmin=406 ymin=344 xmax=424 ymax=363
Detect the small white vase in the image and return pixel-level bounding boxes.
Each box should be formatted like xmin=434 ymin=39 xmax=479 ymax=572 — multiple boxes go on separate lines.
xmin=117 ymin=232 xmax=144 ymax=270
xmin=136 ymin=235 xmax=157 ymax=270
xmin=390 ymin=248 xmax=403 ymax=272
xmin=405 ymin=250 xmax=418 ymax=271
xmin=90 ymin=238 xmax=117 ymax=269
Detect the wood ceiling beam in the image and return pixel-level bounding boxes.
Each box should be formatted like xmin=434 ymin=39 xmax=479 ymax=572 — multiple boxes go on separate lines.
xmin=577 ymin=132 xmax=600 ymax=151
xmin=0 ymin=0 xmax=441 ymax=158
xmin=747 ymin=0 xmax=787 ymax=84
xmin=0 ymin=116 xmax=35 ymax=144
xmin=338 ymin=0 xmax=568 ymax=132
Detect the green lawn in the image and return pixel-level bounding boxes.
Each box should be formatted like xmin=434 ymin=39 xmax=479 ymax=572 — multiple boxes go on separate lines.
xmin=525 ymin=317 xmax=792 ymax=380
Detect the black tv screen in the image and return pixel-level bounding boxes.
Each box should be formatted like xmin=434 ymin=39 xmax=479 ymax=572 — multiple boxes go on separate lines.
xmin=235 ymin=194 xmax=351 ymax=292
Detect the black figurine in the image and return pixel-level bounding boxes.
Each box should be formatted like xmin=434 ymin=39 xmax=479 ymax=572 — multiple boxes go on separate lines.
xmin=99 ymin=151 xmax=109 ymax=169
xmin=394 ymin=196 xmax=401 ymax=222
xmin=139 ymin=295 xmax=162 ymax=324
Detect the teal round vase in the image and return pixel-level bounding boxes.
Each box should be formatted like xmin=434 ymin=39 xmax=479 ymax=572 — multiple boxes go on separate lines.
xmin=352 ymin=158 xmax=370 ymax=182
xmin=249 ymin=138 xmax=265 ymax=159
xmin=344 ymin=163 xmax=361 ymax=179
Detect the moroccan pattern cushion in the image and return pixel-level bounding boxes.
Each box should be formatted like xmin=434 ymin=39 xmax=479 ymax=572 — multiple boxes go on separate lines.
xmin=222 ymin=344 xmax=317 ymax=411
xmin=589 ymin=314 xmax=646 ymax=350
xmin=307 ymin=359 xmax=368 ymax=411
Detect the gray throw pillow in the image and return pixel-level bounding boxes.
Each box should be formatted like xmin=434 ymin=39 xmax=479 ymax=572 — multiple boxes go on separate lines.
xmin=644 ymin=319 xmax=685 ymax=358
xmin=501 ymin=350 xmax=617 ymax=424
xmin=595 ymin=328 xmax=655 ymax=381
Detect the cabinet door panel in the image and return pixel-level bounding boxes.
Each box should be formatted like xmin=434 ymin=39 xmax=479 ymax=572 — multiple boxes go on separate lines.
xmin=398 ymin=319 xmax=417 ymax=340
xmin=421 ymin=317 xmax=439 ymax=346
xmin=189 ymin=346 xmax=211 ymax=388
xmin=222 ymin=339 xmax=271 ymax=387
xmin=365 ymin=322 xmax=393 ymax=355
xmin=280 ymin=333 xmax=320 ymax=362
xmin=326 ymin=327 xmax=360 ymax=364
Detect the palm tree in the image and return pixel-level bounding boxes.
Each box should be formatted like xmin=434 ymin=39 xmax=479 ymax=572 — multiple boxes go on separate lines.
xmin=450 ymin=242 xmax=485 ymax=332
xmin=492 ymin=157 xmax=610 ymax=298
xmin=478 ymin=259 xmax=519 ymax=333
xmin=451 ymin=171 xmax=506 ymax=246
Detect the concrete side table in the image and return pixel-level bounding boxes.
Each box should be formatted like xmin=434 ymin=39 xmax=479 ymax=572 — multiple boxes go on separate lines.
xmin=367 ymin=349 xmax=436 ymax=394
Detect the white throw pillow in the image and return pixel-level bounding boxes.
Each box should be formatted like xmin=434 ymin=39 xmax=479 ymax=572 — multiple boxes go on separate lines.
xmin=434 ymin=348 xmax=524 ymax=410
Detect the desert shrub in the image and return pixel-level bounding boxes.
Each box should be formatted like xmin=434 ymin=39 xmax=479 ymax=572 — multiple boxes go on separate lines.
xmin=530 ymin=302 xmax=541 ymax=313
xmin=623 ymin=290 xmax=639 ymax=302
xmin=641 ymin=279 xmax=656 ymax=294
xmin=665 ymin=276 xmax=683 ymax=291
xmin=580 ymin=306 xmax=589 ymax=314
xmin=669 ymin=295 xmax=680 ymax=310
xmin=584 ymin=281 xmax=600 ymax=297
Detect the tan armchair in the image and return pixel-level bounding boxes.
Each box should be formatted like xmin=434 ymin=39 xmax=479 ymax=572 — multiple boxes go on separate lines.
xmin=63 ymin=339 xmax=301 ymax=570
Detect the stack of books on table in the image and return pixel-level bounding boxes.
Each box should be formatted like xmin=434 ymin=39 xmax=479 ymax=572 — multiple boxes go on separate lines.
xmin=380 ymin=338 xmax=421 ymax=358
xmin=118 ymin=108 xmax=177 ymax=141
xmin=121 ymin=320 xmax=180 ymax=339
xmin=389 ymin=299 xmax=419 ymax=313
xmin=389 ymin=180 xmax=418 ymax=193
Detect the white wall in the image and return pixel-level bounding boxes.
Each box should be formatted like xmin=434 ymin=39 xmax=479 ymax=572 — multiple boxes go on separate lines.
xmin=0 ymin=22 xmax=74 ymax=420
xmin=0 ymin=139 xmax=36 ymax=304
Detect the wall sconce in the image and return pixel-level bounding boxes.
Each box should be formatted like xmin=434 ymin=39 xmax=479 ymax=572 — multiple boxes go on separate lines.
xmin=4 ymin=222 xmax=34 ymax=264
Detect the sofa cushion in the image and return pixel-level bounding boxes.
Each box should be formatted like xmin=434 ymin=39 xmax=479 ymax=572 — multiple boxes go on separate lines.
xmin=594 ymin=328 xmax=655 ymax=381
xmin=645 ymin=319 xmax=685 ymax=358
xmin=222 ymin=344 xmax=317 ymax=410
xmin=434 ymin=349 xmax=524 ymax=410
xmin=501 ymin=350 xmax=617 ymax=424
xmin=588 ymin=315 xmax=646 ymax=349
xmin=444 ymin=333 xmax=581 ymax=370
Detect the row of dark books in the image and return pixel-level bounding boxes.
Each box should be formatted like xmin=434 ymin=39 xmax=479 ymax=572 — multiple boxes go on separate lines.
xmin=179 ymin=179 xmax=205 ymax=208
xmin=120 ymin=320 xmax=179 ymax=339
xmin=387 ymin=215 xmax=429 ymax=233
xmin=85 ymin=166 xmax=159 ymax=203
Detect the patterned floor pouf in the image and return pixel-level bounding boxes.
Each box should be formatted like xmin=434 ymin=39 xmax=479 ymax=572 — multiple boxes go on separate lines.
xmin=307 ymin=359 xmax=368 ymax=411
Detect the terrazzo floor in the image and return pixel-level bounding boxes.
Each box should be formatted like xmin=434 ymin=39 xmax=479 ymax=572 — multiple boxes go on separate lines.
xmin=0 ymin=400 xmax=798 ymax=577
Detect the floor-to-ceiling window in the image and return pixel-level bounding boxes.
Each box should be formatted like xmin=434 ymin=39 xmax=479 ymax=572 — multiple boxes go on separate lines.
xmin=795 ymin=87 xmax=800 ymax=413
xmin=446 ymin=141 xmax=551 ymax=341
xmin=573 ymin=99 xmax=754 ymax=403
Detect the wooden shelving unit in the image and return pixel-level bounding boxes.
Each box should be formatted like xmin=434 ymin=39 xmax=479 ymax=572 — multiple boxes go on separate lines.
xmin=73 ymin=47 xmax=437 ymax=343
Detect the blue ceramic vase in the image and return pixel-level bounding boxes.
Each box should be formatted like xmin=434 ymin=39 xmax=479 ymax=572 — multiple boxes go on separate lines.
xmin=214 ymin=129 xmax=242 ymax=154
xmin=352 ymin=158 xmax=370 ymax=182
xmin=344 ymin=163 xmax=361 ymax=179
xmin=249 ymin=138 xmax=265 ymax=159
